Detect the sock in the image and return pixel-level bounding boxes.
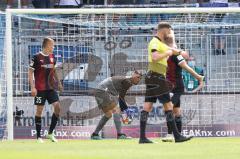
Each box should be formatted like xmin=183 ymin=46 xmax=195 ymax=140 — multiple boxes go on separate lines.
xmin=140 ymin=110 xmax=149 ymax=139
xmin=49 ymin=113 xmax=59 ymax=134
xmin=167 ymin=121 xmax=172 ymax=134
xmin=93 ymin=115 xmax=110 ymax=134
xmin=175 ymin=116 xmax=182 ymax=133
xmin=35 ymin=116 xmax=42 ymax=139
xmin=165 ymin=110 xmax=181 ymax=139
xmin=113 ymin=113 xmax=122 ymax=135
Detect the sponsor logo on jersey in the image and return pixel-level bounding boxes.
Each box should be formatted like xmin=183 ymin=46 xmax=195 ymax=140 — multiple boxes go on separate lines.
xmin=41 ymin=64 xmax=54 ymax=68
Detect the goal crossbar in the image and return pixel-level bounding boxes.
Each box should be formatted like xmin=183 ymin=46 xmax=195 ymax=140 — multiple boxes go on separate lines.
xmin=6 ymin=7 xmax=240 ymax=15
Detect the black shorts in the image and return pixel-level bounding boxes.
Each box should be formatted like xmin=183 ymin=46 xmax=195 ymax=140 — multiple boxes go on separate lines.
xmin=171 ymin=87 xmax=184 ymax=108
xmin=144 ymin=71 xmax=172 ymax=104
xmin=145 ymin=92 xmax=171 ymax=104
xmin=34 ymin=90 xmax=59 ymax=105
xmin=171 ymin=93 xmax=182 ymax=108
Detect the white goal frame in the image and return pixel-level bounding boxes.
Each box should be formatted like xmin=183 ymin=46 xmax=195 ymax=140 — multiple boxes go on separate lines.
xmin=5 ymin=7 xmax=240 ymax=140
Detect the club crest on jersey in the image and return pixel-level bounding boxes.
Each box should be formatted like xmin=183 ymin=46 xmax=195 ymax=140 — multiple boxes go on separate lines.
xmin=50 ymin=58 xmax=54 ymax=63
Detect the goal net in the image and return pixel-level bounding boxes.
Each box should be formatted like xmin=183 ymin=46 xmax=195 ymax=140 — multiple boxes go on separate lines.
xmin=1 ymin=7 xmax=240 ymax=140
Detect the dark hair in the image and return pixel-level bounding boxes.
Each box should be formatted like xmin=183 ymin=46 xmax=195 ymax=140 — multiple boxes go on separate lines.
xmin=42 ymin=37 xmax=53 ymax=48
xmin=157 ymin=22 xmax=172 ymax=31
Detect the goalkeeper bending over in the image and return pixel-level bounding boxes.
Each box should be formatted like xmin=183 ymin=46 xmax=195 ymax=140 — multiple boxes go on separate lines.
xmin=162 ymin=30 xmax=204 ymax=142
xmin=91 ymin=71 xmax=142 ymax=140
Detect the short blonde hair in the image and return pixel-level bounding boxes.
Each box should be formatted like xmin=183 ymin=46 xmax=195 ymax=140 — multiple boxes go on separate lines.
xmin=42 ymin=37 xmax=54 ymax=48
xmin=157 ymin=22 xmax=172 ymax=31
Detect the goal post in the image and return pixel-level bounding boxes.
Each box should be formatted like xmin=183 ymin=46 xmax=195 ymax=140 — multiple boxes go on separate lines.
xmin=6 ymin=11 xmax=13 ymax=140
xmin=4 ymin=7 xmax=240 ymax=140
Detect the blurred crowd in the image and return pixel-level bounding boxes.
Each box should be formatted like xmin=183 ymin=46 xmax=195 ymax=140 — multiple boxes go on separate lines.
xmin=1 ymin=0 xmax=239 ymax=10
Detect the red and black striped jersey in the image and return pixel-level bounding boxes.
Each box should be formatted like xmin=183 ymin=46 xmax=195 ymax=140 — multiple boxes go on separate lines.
xmin=29 ymin=52 xmax=56 ymax=91
xmin=166 ymin=55 xmax=185 ymax=93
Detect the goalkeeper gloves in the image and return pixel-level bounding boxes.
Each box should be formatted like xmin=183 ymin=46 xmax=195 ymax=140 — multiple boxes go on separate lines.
xmin=121 ymin=108 xmax=135 ymax=125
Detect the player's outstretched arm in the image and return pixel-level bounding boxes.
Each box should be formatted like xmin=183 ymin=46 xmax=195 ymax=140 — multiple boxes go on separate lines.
xmin=179 ymin=61 xmax=204 ymax=92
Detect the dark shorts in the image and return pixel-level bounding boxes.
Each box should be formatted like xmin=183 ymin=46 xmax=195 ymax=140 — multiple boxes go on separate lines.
xmin=34 ymin=90 xmax=59 ymax=105
xmin=32 ymin=0 xmax=50 ymax=8
xmin=95 ymin=90 xmax=117 ymax=110
xmin=144 ymin=71 xmax=172 ymax=104
xmin=145 ymin=92 xmax=171 ymax=104
xmin=171 ymin=87 xmax=184 ymax=108
xmin=171 ymin=92 xmax=182 ymax=108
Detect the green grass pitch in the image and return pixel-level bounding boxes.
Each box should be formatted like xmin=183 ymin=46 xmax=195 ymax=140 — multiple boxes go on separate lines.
xmin=0 ymin=138 xmax=240 ymax=159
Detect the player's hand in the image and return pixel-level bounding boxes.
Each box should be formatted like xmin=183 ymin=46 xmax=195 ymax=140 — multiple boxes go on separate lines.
xmin=121 ymin=113 xmax=131 ymax=124
xmin=166 ymin=50 xmax=173 ymax=56
xmin=171 ymin=47 xmax=182 ymax=56
xmin=121 ymin=108 xmax=135 ymax=125
xmin=31 ymin=87 xmax=37 ymax=97
xmin=172 ymin=50 xmax=180 ymax=56
xmin=191 ymin=76 xmax=204 ymax=93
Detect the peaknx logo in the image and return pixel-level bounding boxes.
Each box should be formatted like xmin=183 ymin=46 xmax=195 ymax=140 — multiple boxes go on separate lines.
xmin=31 ymin=129 xmax=91 ymax=137
xmin=182 ymin=129 xmax=236 ymax=137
